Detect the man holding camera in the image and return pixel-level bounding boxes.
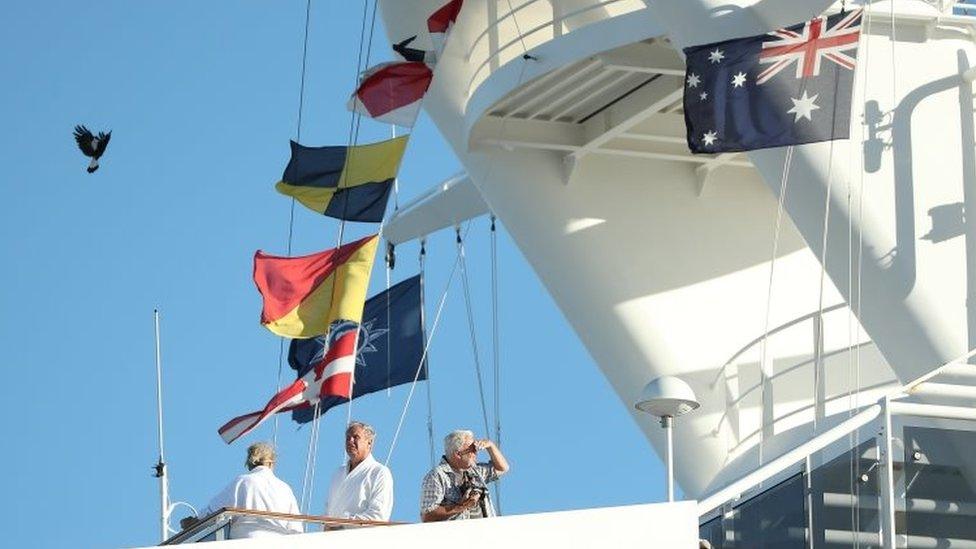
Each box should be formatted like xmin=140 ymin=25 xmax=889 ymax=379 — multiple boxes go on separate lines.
xmin=420 ymin=430 xmax=510 ymax=522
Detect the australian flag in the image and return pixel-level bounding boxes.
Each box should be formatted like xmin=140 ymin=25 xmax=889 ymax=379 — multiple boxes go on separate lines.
xmin=683 ymin=9 xmax=862 ymax=154
xmin=290 ymin=274 xmax=427 ymax=424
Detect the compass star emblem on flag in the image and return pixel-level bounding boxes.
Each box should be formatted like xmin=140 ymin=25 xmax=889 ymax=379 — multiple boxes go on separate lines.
xmin=311 ymin=319 xmax=389 ymax=368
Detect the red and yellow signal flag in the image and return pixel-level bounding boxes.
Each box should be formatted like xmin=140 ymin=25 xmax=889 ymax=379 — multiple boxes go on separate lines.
xmin=253 ymin=234 xmax=379 ymax=338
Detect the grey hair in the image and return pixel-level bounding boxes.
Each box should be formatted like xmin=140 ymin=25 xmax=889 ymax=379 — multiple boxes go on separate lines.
xmin=444 ymin=430 xmax=474 ymax=455
xmin=347 ymin=421 xmax=376 ymax=442
xmin=246 ymin=442 xmax=276 ymax=470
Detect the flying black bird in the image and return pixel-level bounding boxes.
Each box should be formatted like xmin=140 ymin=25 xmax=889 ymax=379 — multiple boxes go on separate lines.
xmin=73 ymin=125 xmax=111 ymax=173
xmin=392 ymin=35 xmax=430 ymax=64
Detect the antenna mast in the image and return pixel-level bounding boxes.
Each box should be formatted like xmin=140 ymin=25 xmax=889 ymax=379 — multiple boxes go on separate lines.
xmin=152 ymin=308 xmax=170 ymax=542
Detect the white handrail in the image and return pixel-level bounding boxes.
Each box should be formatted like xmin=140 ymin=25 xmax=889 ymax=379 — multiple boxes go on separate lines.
xmin=697 ymin=404 xmax=882 ymax=515
xmin=698 ymin=346 xmax=976 ymax=518
xmin=888 ymin=401 xmax=976 ymax=421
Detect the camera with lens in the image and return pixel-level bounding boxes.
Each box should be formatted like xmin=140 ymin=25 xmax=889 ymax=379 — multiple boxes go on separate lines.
xmin=460 ymin=472 xmax=487 ymax=498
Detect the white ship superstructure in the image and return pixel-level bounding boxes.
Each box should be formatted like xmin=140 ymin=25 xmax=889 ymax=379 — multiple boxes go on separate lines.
xmin=151 ymin=1 xmax=976 ymax=546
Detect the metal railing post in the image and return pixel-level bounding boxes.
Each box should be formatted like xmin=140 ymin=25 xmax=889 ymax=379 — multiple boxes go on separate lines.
xmin=877 ymin=396 xmax=897 ymax=549
xmin=805 ymin=455 xmax=815 ymax=549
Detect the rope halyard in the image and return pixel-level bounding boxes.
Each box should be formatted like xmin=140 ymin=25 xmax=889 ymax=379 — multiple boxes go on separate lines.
xmin=457 ymin=226 xmax=493 ymax=439
xmin=758 ymin=144 xmax=795 ymax=468
xmin=420 ymin=241 xmax=436 ymax=469
xmin=849 ymin=10 xmax=874 ymax=545
xmin=813 ymin=137 xmax=839 ymax=434
xmin=273 ymin=0 xmax=314 ymax=447
xmin=385 ymin=6 xmax=535 ymax=471
xmin=385 ymin=225 xmax=473 ymax=466
xmin=490 ymin=214 xmax=503 ymax=513
xmin=296 ymin=0 xmax=377 ymax=507
xmin=300 ymin=401 xmax=322 ymax=513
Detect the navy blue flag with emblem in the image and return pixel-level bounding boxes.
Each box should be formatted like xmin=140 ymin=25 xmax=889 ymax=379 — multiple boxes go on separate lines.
xmin=290 ymin=274 xmax=427 ymax=424
xmin=683 ymin=9 xmax=862 ymax=154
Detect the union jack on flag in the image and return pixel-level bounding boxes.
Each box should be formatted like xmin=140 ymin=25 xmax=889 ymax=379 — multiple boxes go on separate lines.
xmin=757 ymin=10 xmax=861 ymax=84
xmin=682 ymin=10 xmax=863 ymax=153
xmin=218 ymin=320 xmax=359 ymax=444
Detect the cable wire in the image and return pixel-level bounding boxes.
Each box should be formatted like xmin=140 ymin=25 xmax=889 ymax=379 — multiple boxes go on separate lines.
xmin=273 ymin=0 xmax=313 ymax=447
xmin=385 ymin=226 xmax=473 ymax=466
xmin=457 ymin=228 xmax=492 ymax=439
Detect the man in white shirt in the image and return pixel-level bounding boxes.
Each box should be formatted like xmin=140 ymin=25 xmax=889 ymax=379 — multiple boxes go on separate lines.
xmin=325 ymin=421 xmax=394 ymax=522
xmin=192 ymin=442 xmax=304 ymax=539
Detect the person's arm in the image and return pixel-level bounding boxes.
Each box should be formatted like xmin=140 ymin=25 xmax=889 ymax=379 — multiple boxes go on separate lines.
xmin=352 ymin=468 xmax=394 ymax=521
xmin=181 ymin=478 xmax=236 ymax=531
xmin=476 ymin=439 xmax=509 ymax=475
xmin=421 ymin=471 xmax=477 ymax=522
xmin=198 ymin=478 xmax=237 ymax=518
xmin=421 ymin=490 xmax=482 ymax=522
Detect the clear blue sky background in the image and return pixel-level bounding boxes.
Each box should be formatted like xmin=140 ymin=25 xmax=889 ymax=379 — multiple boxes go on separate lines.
xmin=0 ymin=2 xmax=666 ymax=547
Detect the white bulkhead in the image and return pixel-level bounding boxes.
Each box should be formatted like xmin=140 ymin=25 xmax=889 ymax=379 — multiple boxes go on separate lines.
xmin=375 ymin=0 xmax=972 ymax=498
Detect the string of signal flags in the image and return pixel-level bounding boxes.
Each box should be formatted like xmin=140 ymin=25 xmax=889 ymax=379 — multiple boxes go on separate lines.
xmin=219 ymin=0 xmax=464 ymax=444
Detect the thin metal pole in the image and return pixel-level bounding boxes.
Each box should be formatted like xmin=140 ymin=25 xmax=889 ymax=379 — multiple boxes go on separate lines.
xmin=805 ymin=455 xmax=815 ymax=549
xmin=490 ymin=215 xmax=502 ymax=514
xmin=878 ymin=397 xmax=897 ymax=549
xmin=663 ymin=415 xmax=674 ymax=502
xmin=420 ymin=241 xmax=436 ymax=469
xmin=153 ymin=309 xmax=169 ymax=542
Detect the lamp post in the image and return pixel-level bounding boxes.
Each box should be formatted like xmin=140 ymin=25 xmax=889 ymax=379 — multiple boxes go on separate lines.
xmin=634 ymin=376 xmax=700 ymax=502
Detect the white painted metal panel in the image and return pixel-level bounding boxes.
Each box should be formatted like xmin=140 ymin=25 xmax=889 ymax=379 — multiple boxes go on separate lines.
xmin=381 ymin=173 xmax=490 ymax=245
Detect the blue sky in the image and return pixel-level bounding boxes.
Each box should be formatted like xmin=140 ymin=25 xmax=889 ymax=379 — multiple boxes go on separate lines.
xmin=0 ymin=2 xmax=664 ymax=547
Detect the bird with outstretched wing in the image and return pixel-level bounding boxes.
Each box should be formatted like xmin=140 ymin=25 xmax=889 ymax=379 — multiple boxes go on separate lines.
xmin=73 ymin=125 xmax=111 ymax=173
xmin=393 ymin=35 xmax=432 ymax=64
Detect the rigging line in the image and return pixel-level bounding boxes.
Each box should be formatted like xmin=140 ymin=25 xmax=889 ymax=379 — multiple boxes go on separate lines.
xmin=296 ymin=0 xmax=313 ymax=143
xmin=457 ymin=227 xmax=492 ymax=440
xmin=309 ymin=406 xmax=325 ymax=512
xmin=420 ymin=240 xmax=436 ymax=469
xmin=301 ymin=0 xmax=373 ymax=495
xmin=385 ymin=126 xmax=399 ymax=395
xmin=385 ymin=224 xmax=473 ymax=466
xmin=300 ymin=401 xmax=322 ymax=512
xmin=504 ymin=0 xmax=531 ymax=54
xmin=386 ymin=252 xmax=393 ymax=396
xmin=388 ymin=54 xmax=535 ymax=469
xmin=274 ymin=0 xmax=314 ymax=447
xmin=375 ymin=139 xmax=399 ymax=401
xmin=889 ymin=0 xmax=897 ymax=107
xmin=813 ymin=138 xmax=839 ymax=434
xmin=490 ymin=215 xmax=502 ymax=514
xmin=850 ymin=10 xmax=874 ymax=547
xmin=757 ymin=144 xmax=796 ymax=468
xmin=336 ymin=0 xmax=381 ymax=249
xmin=392 ymin=125 xmax=400 ymax=211
xmin=299 ymin=405 xmax=314 ymax=508
xmin=845 ymin=57 xmax=858 ymax=549
xmin=328 ymin=0 xmax=380 ymax=437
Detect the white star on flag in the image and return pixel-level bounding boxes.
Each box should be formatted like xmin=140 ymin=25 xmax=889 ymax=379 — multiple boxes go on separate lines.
xmin=787 ymin=91 xmax=820 ymax=122
xmin=687 ymin=73 xmax=700 ymax=88
xmin=699 ymin=91 xmax=708 ymax=101
xmin=731 ymin=72 xmax=747 ymax=88
xmin=702 ymin=131 xmax=718 ymax=147
xmin=708 ymin=49 xmax=725 ymax=63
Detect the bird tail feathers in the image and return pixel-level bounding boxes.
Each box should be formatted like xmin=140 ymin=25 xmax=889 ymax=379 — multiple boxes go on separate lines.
xmin=87 ymin=158 xmax=99 ymax=173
